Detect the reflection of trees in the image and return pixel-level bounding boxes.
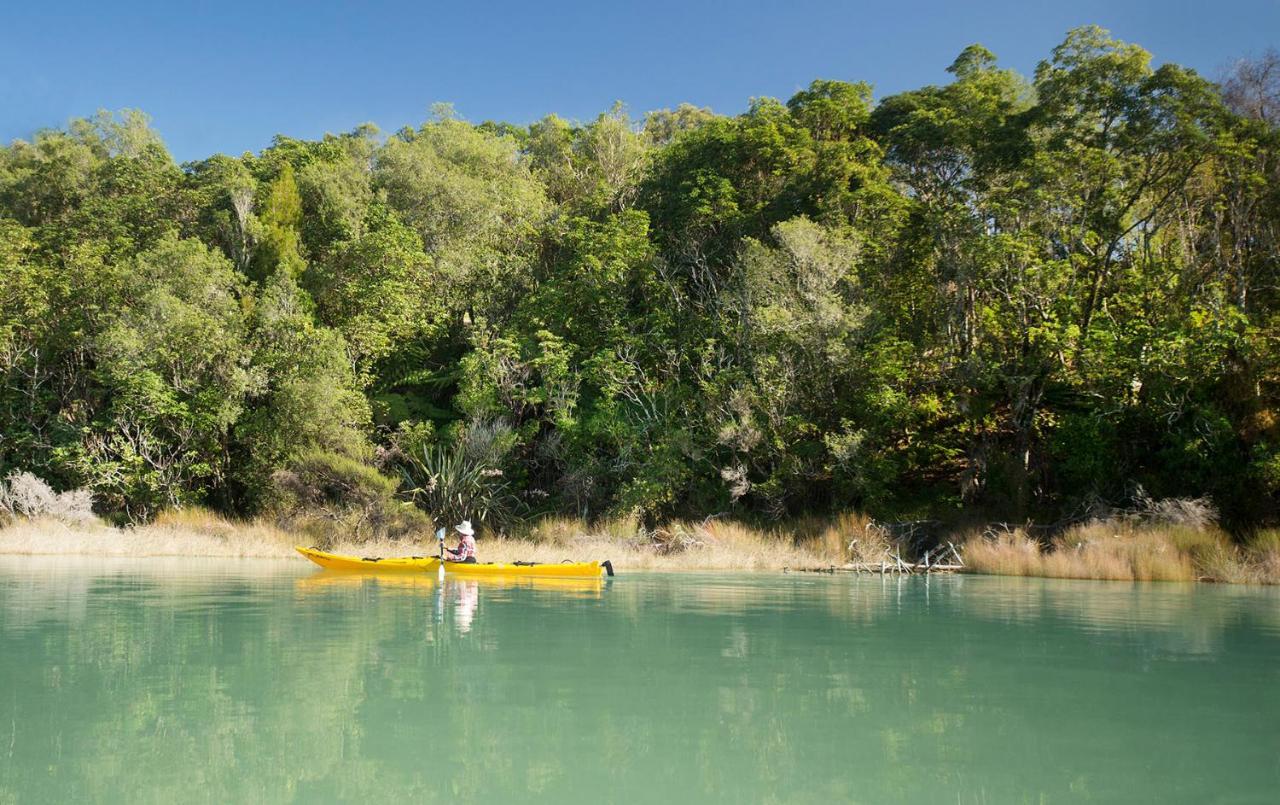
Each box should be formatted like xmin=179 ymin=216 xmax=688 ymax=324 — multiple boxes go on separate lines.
xmin=1 ymin=561 xmax=1277 ymax=803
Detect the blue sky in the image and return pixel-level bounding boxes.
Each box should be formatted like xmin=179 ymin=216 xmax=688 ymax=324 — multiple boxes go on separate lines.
xmin=2 ymin=0 xmax=1276 ymax=162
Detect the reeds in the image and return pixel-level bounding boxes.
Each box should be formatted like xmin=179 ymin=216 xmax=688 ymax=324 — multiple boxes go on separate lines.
xmin=960 ymin=520 xmax=1280 ymax=584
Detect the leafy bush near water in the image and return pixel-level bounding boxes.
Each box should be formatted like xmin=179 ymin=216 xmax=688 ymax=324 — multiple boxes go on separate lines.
xmin=397 ymin=418 xmax=523 ymax=532
xmin=270 ymin=451 xmax=430 ymax=546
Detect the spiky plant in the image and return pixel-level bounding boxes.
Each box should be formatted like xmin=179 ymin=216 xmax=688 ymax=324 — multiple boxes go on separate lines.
xmin=401 ymin=438 xmax=522 ymax=531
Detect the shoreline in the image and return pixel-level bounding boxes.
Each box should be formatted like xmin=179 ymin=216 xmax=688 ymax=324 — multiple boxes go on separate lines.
xmin=0 ymin=517 xmax=835 ymax=573
xmin=2 ymin=512 xmax=1277 ymax=583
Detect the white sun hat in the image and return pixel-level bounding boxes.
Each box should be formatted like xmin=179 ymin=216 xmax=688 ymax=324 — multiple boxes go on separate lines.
xmin=455 ymin=520 xmax=475 ymax=536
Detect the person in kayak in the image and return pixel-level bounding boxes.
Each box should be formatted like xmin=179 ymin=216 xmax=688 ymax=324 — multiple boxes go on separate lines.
xmin=443 ymin=520 xmax=477 ymax=563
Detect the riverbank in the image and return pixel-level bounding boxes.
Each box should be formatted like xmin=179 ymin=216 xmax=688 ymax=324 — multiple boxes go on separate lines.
xmin=0 ymin=510 xmax=844 ymax=572
xmin=2 ymin=508 xmax=1278 ymax=582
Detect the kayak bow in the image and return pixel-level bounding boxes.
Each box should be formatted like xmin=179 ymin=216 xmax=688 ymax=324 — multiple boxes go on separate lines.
xmin=294 ymin=546 xmax=441 ymax=572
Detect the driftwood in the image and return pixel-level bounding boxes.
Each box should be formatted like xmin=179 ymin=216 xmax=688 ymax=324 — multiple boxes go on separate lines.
xmin=799 ymin=541 xmax=966 ymax=575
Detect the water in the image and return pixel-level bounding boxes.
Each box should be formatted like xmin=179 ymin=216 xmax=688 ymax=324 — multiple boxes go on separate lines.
xmin=1 ymin=557 xmax=1277 ymax=803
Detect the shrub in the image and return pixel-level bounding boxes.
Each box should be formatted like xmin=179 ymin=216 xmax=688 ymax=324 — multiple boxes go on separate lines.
xmin=0 ymin=471 xmax=96 ymax=525
xmin=270 ymin=450 xmax=429 ymax=545
xmin=399 ymin=420 xmax=523 ymax=532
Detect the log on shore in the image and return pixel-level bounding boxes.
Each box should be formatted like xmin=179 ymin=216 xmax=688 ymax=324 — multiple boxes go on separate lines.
xmin=794 ymin=562 xmax=965 ymax=575
xmin=841 ymin=562 xmax=964 ymax=574
xmin=791 ymin=543 xmax=965 ymax=574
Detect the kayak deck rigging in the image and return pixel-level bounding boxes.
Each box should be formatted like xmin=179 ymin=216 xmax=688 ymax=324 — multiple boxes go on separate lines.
xmin=442 ymin=558 xmax=613 ymax=578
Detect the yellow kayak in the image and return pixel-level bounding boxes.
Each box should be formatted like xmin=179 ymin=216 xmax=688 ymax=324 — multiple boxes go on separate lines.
xmin=295 ymin=546 xmax=613 ymax=579
xmin=443 ymin=559 xmax=613 ymax=579
xmin=295 ymin=546 xmax=441 ymax=572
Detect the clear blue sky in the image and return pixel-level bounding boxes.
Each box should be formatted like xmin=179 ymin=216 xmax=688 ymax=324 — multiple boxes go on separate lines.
xmin=2 ymin=0 xmax=1276 ymax=163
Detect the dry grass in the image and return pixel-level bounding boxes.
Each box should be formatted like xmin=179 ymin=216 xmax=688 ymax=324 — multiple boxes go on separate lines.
xmin=0 ymin=506 xmax=407 ymax=560
xmin=0 ymin=510 xmax=299 ymax=558
xmin=960 ymin=520 xmax=1280 ymax=584
xmin=3 ymin=506 xmax=1278 ymax=582
xmin=959 ymin=528 xmax=1048 ymax=577
xmin=1047 ymin=524 xmax=1195 ymax=582
xmin=507 ymin=515 xmax=842 ymax=570
xmin=800 ymin=511 xmax=887 ymax=564
xmin=1246 ymin=529 xmax=1280 ymax=581
xmin=0 ymin=509 xmax=843 ymax=571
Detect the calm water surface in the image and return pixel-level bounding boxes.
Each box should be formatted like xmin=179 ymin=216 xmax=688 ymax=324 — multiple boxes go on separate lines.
xmin=1 ymin=557 xmax=1277 ymax=803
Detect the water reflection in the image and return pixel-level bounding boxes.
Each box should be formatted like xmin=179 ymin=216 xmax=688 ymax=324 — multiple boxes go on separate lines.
xmin=452 ymin=579 xmax=478 ymax=634
xmin=294 ymin=569 xmax=438 ymax=595
xmin=0 ymin=559 xmax=1276 ymax=804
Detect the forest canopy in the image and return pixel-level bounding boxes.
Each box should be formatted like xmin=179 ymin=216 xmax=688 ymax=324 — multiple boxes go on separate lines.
xmin=2 ymin=28 xmax=1278 ymax=532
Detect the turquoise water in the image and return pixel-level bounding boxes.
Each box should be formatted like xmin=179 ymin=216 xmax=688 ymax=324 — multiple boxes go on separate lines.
xmin=0 ymin=557 xmax=1277 ymax=803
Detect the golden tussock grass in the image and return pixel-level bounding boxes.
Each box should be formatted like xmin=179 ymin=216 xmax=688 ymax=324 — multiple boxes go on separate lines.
xmin=959 ymin=528 xmax=1047 ymax=577
xmin=960 ymin=520 xmax=1280 ymax=584
xmin=0 ymin=510 xmax=299 ymax=558
xmin=795 ymin=511 xmax=887 ymax=564
xmin=1246 ymin=528 xmax=1280 ymax=582
xmin=506 ymin=515 xmax=843 ymax=570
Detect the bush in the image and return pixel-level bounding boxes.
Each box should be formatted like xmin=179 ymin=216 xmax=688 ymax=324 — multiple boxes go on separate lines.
xmin=0 ymin=471 xmax=96 ymax=525
xmin=398 ymin=419 xmax=523 ymax=532
xmin=270 ymin=450 xmax=429 ymax=546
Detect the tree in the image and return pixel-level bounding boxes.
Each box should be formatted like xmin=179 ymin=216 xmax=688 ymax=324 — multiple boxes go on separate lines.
xmin=1221 ymin=48 xmax=1280 ymax=124
xmin=83 ymin=235 xmax=255 ymax=518
xmin=254 ymin=163 xmax=307 ymax=281
xmin=374 ymin=111 xmax=547 ymax=320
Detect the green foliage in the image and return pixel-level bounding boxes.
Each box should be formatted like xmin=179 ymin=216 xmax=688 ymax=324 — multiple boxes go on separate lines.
xmin=309 ymin=204 xmax=437 ymax=371
xmin=525 ymin=104 xmax=649 ymax=214
xmin=228 ymin=272 xmax=371 ymax=511
xmin=79 ymin=234 xmax=254 ymax=518
xmin=254 ymin=163 xmax=306 ymax=280
xmin=271 ymin=450 xmax=428 ymax=544
xmin=374 ymin=112 xmax=547 ymax=317
xmin=399 ymin=422 xmax=522 ymax=531
xmin=3 ymin=27 xmax=1280 ymax=531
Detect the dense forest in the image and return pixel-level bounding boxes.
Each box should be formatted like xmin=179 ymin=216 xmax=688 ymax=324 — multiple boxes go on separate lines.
xmin=2 ymin=27 xmax=1278 ymax=536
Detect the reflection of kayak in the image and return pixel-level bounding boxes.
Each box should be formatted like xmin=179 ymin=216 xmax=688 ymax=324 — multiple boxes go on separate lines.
xmin=295 ymin=571 xmax=602 ymax=599
xmin=295 ymin=546 xmax=614 ymax=579
xmin=295 ymin=571 xmax=438 ymax=593
xmin=443 ymin=559 xmax=613 ymax=579
xmin=294 ymin=546 xmax=440 ymax=572
xmin=449 ymin=575 xmax=606 ymax=596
